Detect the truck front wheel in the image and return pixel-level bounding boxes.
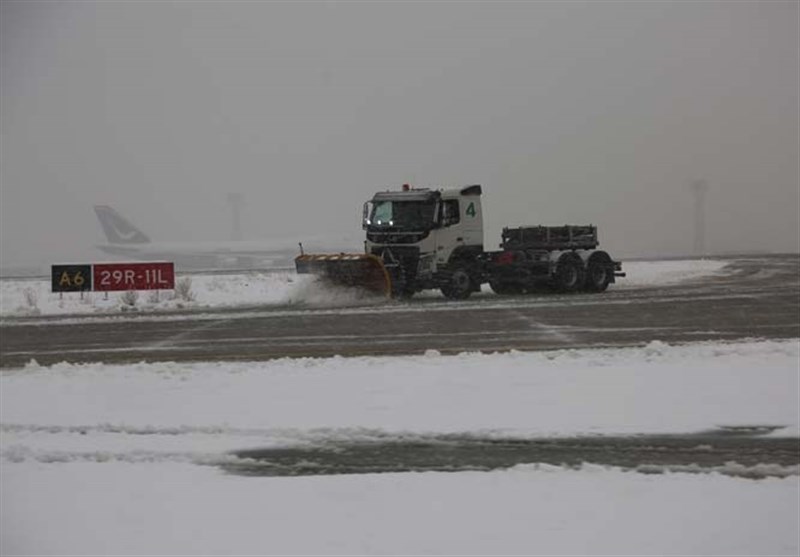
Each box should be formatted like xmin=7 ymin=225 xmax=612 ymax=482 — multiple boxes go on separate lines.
xmin=442 ymin=267 xmax=475 ymax=300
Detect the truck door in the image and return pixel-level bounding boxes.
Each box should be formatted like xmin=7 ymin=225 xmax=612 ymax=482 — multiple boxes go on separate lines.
xmin=435 ymin=199 xmax=463 ymax=265
xmin=459 ymin=195 xmax=483 ymax=248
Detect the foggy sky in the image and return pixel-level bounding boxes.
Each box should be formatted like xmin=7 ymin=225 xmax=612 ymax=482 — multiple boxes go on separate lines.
xmin=1 ymin=1 xmax=798 ymax=270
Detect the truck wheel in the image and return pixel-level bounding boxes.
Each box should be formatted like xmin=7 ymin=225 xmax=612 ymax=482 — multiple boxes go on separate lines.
xmin=389 ymin=267 xmax=415 ymax=299
xmin=554 ymin=253 xmax=585 ymax=293
xmin=442 ymin=268 xmax=474 ymax=300
xmin=489 ymin=280 xmax=523 ymax=295
xmin=585 ymin=252 xmax=612 ymax=292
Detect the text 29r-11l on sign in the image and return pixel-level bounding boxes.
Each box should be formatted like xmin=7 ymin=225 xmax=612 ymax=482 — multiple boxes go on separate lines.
xmin=92 ymin=262 xmax=174 ymax=291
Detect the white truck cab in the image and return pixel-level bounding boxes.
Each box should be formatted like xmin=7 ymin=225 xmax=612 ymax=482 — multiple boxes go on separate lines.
xmin=363 ymin=184 xmax=485 ymax=297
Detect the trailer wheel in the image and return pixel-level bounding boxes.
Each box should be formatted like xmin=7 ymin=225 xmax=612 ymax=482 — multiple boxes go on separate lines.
xmin=585 ymin=252 xmax=612 ymax=292
xmin=442 ymin=267 xmax=474 ymax=300
xmin=554 ymin=253 xmax=585 ymax=293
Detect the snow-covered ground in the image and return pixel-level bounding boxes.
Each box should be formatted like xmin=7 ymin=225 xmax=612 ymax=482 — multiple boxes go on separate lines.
xmin=0 ymin=258 xmax=730 ymax=317
xmin=612 ymin=258 xmax=730 ymax=288
xmin=3 ymin=340 xmax=797 ymax=439
xmin=2 ymin=339 xmax=798 ymax=555
xmin=4 ymin=462 xmax=796 ymax=556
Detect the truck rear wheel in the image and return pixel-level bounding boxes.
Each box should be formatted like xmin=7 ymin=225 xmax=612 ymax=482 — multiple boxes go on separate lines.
xmin=441 ymin=267 xmax=474 ymax=300
xmin=554 ymin=253 xmax=585 ymax=293
xmin=585 ymin=252 xmax=612 ymax=292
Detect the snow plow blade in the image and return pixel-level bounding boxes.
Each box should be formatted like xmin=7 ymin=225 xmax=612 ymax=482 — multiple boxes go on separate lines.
xmin=295 ymin=253 xmax=393 ymax=298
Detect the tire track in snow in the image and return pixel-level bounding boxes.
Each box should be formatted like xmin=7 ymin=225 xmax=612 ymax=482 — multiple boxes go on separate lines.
xmin=4 ymin=424 xmax=798 ymax=480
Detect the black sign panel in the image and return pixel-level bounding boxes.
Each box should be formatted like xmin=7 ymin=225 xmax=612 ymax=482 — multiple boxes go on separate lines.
xmin=51 ymin=265 xmax=92 ymax=292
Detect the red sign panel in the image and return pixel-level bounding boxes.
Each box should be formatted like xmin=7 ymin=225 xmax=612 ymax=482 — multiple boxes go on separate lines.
xmin=92 ymin=262 xmax=175 ymax=291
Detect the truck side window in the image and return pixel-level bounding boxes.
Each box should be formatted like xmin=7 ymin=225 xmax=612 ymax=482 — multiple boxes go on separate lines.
xmin=442 ymin=200 xmax=460 ymax=227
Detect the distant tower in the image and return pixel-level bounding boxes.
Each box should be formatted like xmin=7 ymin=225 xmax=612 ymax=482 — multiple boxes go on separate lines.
xmin=690 ymin=180 xmax=708 ymax=256
xmin=227 ymin=193 xmax=245 ymax=241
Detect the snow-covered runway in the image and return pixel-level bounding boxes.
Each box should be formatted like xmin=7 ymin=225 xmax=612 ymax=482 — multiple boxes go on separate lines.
xmin=3 ymin=256 xmax=799 ymax=367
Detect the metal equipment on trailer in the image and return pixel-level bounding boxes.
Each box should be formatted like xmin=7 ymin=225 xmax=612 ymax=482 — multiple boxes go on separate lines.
xmin=296 ymin=184 xmax=624 ymax=299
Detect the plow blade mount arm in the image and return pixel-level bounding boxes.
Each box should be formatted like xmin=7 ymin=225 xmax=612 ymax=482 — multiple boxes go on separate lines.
xmin=295 ymin=253 xmax=393 ymax=298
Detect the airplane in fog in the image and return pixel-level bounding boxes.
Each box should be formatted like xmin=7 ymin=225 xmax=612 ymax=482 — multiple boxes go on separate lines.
xmin=93 ymin=205 xmax=349 ymax=270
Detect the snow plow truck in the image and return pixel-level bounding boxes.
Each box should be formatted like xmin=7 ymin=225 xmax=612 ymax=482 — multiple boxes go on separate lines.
xmin=295 ymin=184 xmax=624 ymax=300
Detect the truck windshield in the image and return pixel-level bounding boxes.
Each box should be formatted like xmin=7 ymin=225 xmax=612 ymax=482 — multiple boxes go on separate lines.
xmin=369 ymin=200 xmax=436 ymax=230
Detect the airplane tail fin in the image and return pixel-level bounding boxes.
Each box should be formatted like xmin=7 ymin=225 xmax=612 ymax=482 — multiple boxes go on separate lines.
xmin=94 ymin=205 xmax=150 ymax=244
